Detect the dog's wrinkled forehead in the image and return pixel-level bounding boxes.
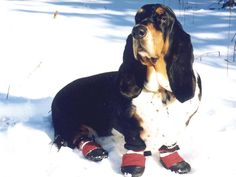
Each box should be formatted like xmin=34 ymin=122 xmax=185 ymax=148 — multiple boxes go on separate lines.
xmin=135 ymin=4 xmax=175 ymax=25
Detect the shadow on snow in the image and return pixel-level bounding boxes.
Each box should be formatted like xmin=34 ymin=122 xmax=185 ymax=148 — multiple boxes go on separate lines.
xmin=0 ymin=93 xmax=53 ymax=140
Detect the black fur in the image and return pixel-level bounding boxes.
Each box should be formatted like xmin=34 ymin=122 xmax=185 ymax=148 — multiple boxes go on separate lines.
xmin=52 ymin=72 xmax=146 ymax=150
xmin=165 ymin=20 xmax=196 ymax=103
xmin=118 ymin=34 xmax=146 ymax=98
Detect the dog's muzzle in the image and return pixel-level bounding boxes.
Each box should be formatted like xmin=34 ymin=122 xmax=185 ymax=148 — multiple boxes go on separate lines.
xmin=132 ymin=24 xmax=159 ymax=65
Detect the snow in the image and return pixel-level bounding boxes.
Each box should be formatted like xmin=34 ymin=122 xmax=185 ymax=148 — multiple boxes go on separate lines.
xmin=0 ymin=0 xmax=236 ymax=177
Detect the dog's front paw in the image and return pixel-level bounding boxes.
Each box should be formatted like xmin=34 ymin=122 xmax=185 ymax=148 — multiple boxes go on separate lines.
xmin=121 ymin=151 xmax=145 ymax=177
xmin=159 ymin=145 xmax=191 ymax=174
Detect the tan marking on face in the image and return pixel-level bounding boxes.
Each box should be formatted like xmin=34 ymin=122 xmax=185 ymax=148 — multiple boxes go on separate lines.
xmin=156 ymin=7 xmax=165 ymax=15
xmin=153 ymin=34 xmax=170 ymax=86
xmin=146 ymin=23 xmax=165 ymax=57
xmin=143 ymin=24 xmax=168 ymax=82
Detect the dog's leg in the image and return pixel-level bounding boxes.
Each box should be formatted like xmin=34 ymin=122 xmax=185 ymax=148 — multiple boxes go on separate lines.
xmin=73 ymin=126 xmax=108 ymax=162
xmin=116 ymin=120 xmax=147 ymax=177
xmin=157 ymin=89 xmax=198 ymax=174
xmin=159 ymin=143 xmax=191 ymax=174
xmin=121 ymin=150 xmax=146 ymax=177
xmin=157 ymin=115 xmax=191 ymax=174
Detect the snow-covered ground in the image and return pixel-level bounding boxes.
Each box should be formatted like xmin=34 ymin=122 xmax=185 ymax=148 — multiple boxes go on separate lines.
xmin=0 ymin=0 xmax=236 ymax=177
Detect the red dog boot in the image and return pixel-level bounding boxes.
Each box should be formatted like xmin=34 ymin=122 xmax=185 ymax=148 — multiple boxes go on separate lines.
xmin=78 ymin=137 xmax=108 ymax=162
xmin=159 ymin=144 xmax=191 ymax=174
xmin=121 ymin=151 xmax=146 ymax=177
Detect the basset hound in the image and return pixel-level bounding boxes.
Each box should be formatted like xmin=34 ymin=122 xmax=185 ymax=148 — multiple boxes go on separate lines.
xmin=51 ymin=4 xmax=202 ymax=177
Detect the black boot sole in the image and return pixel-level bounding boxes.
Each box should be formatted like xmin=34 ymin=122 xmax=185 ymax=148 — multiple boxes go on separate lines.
xmin=121 ymin=166 xmax=145 ymax=177
xmin=86 ymin=148 xmax=108 ymax=162
xmin=160 ymin=160 xmax=191 ymax=174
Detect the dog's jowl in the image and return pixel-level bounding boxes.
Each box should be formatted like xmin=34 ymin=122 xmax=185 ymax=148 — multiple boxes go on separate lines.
xmin=51 ymin=4 xmax=202 ymax=177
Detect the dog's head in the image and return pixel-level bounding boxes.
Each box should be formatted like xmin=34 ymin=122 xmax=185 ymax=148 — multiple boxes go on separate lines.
xmin=132 ymin=4 xmax=175 ymax=65
xmin=119 ymin=4 xmax=196 ymax=103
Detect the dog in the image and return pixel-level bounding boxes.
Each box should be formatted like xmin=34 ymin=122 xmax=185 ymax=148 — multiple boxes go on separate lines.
xmin=51 ymin=4 xmax=202 ymax=177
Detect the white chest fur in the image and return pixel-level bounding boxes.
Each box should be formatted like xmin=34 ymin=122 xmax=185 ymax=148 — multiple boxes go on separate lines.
xmin=132 ymin=68 xmax=201 ymax=150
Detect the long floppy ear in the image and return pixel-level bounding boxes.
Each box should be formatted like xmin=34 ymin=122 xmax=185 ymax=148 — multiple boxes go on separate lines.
xmin=165 ymin=20 xmax=196 ymax=103
xmin=118 ymin=34 xmax=146 ymax=98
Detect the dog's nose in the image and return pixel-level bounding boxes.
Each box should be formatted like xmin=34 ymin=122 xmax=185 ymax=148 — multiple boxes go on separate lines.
xmin=132 ymin=25 xmax=147 ymax=39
